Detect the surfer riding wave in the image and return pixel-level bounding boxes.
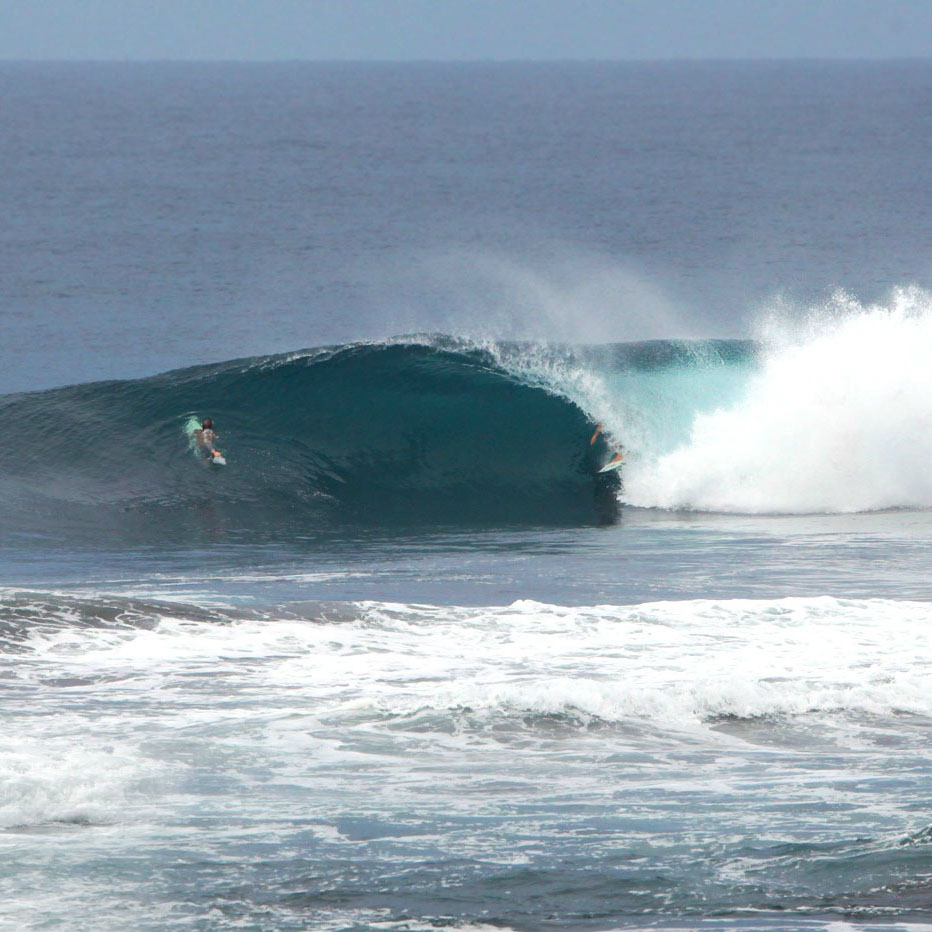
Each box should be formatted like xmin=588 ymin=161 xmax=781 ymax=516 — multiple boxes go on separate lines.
xmin=590 ymin=423 xmax=624 ymax=473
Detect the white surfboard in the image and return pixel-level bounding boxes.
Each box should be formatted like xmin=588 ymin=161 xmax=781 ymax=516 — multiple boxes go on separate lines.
xmin=598 ymin=454 xmax=624 ymax=474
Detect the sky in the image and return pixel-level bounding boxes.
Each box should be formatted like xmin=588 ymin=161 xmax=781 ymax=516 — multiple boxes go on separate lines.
xmin=1 ymin=0 xmax=932 ymax=61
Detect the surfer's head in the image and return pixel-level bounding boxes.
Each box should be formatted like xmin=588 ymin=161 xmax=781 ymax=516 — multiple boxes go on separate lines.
xmin=201 ymin=418 xmax=213 ymax=429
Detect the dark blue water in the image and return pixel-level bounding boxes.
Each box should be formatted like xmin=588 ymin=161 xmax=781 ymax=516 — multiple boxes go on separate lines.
xmin=3 ymin=62 xmax=932 ymax=931
xmin=3 ymin=61 xmax=931 ymax=393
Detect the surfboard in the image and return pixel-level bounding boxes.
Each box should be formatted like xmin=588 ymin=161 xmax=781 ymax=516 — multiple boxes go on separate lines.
xmin=598 ymin=453 xmax=624 ymax=474
xmin=210 ymin=452 xmax=226 ymax=466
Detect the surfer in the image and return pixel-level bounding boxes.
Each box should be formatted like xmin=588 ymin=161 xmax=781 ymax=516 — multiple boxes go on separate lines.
xmin=590 ymin=422 xmax=624 ymax=472
xmin=194 ymin=418 xmax=222 ymax=462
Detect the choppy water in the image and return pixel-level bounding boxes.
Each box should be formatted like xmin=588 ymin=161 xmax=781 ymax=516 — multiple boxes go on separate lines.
xmin=3 ymin=62 xmax=932 ymax=931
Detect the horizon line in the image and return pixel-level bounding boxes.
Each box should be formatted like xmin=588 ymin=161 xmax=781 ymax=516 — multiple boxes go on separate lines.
xmin=2 ymin=55 xmax=932 ymax=65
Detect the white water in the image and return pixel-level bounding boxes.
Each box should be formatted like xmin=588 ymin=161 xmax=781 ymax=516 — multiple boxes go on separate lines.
xmin=4 ymin=592 xmax=932 ymax=832
xmin=4 ymin=590 xmax=932 ymax=929
xmin=588 ymin=289 xmax=932 ymax=514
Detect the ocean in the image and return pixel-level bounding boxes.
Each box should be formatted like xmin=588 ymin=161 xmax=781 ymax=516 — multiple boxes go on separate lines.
xmin=2 ymin=61 xmax=932 ymax=931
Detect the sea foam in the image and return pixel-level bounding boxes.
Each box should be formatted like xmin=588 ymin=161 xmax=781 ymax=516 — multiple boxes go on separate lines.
xmin=10 ymin=594 xmax=932 ymax=735
xmin=622 ymin=288 xmax=932 ymax=513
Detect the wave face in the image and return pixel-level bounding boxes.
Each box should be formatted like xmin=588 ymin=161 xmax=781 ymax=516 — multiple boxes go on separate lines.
xmin=0 ymin=339 xmax=628 ymax=537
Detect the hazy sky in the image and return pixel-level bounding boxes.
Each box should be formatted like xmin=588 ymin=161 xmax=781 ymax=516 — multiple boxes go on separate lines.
xmin=2 ymin=0 xmax=931 ymax=61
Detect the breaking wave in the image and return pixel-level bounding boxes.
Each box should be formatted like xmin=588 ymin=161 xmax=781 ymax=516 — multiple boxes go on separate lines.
xmin=4 ymin=288 xmax=931 ymax=541
xmin=623 ymin=288 xmax=932 ymax=513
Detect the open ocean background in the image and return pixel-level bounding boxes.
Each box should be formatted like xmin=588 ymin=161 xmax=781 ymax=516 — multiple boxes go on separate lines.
xmin=3 ymin=61 xmax=932 ymax=930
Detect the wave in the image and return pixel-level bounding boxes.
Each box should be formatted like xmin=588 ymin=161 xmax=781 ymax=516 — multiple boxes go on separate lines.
xmin=4 ymin=288 xmax=930 ymax=539
xmin=0 ymin=337 xmax=644 ymax=537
